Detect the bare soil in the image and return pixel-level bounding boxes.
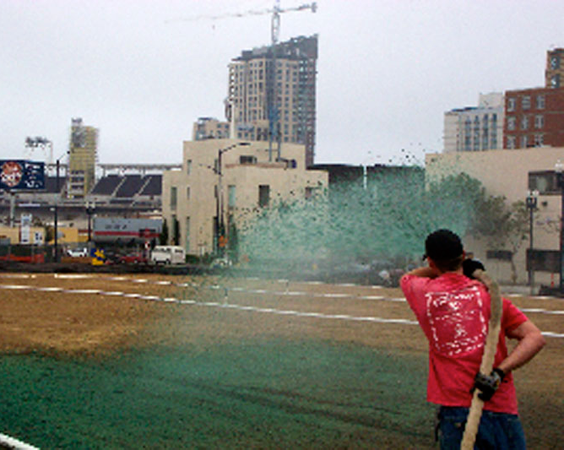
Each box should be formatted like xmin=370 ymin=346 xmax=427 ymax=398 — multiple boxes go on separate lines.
xmin=0 ymin=272 xmax=562 ymax=448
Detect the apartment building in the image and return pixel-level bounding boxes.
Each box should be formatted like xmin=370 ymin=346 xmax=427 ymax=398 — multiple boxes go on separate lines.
xmin=227 ymin=35 xmax=318 ymax=167
xmin=444 ymin=93 xmax=504 ymax=152
xmin=503 ymin=87 xmax=564 ymax=149
xmin=162 ymin=139 xmax=327 ymax=257
xmin=67 ymin=118 xmax=98 ymax=198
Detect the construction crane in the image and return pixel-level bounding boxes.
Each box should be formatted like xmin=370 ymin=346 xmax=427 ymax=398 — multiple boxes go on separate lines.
xmin=168 ymin=1 xmax=317 ymax=157
xmin=169 ymin=1 xmax=317 ymax=46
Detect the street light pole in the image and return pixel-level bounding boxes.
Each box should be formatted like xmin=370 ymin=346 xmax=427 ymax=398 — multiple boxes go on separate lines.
xmin=85 ymin=200 xmax=96 ymax=244
xmin=526 ymin=190 xmax=538 ymax=294
xmin=215 ymin=142 xmax=250 ymax=255
xmin=53 ymin=151 xmax=69 ymax=263
xmin=54 ymin=158 xmax=60 ymax=262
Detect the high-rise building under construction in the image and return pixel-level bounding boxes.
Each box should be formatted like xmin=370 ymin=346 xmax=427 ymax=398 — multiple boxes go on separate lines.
xmin=68 ymin=118 xmax=98 ymax=198
xmin=227 ymin=35 xmax=318 ymax=167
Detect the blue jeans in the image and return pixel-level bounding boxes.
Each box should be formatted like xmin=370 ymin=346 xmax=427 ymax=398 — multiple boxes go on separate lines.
xmin=438 ymin=406 xmax=526 ymax=450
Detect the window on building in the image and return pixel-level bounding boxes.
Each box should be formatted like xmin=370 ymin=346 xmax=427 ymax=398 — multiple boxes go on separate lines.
xmin=507 ymin=136 xmax=516 ymax=149
xmin=305 ymin=187 xmax=316 ymax=200
xmin=521 ymin=115 xmax=529 ymax=130
xmin=186 ymin=186 xmax=190 ymax=200
xmin=240 ymin=155 xmax=257 ymax=165
xmin=170 ymin=186 xmax=177 ymax=210
xmin=551 ymin=74 xmax=560 ymax=88
xmin=521 ymin=135 xmax=528 ymax=148
xmin=536 ymin=95 xmax=546 ymax=109
xmin=491 ymin=134 xmax=497 ymax=149
xmin=486 ymin=250 xmax=512 ymax=262
xmin=491 ymin=114 xmax=498 ymax=148
xmin=507 ymin=98 xmax=516 ymax=111
xmin=258 ymin=185 xmax=270 ymax=207
xmin=534 ymin=134 xmax=544 ymax=147
xmin=529 ymin=170 xmax=559 ymax=194
xmin=535 ymin=115 xmax=544 ymax=129
xmin=522 ymin=96 xmax=531 ymax=110
xmin=228 ymin=185 xmax=236 ymax=208
xmin=473 ymin=116 xmax=480 ymax=151
xmin=507 ymin=116 xmax=516 ymax=130
xmin=482 ymin=129 xmax=489 ymax=150
xmin=527 ymin=249 xmax=559 ymax=272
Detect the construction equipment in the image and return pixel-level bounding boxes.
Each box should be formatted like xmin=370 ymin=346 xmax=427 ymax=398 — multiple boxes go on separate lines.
xmin=168 ymin=1 xmax=317 ymax=46
xmin=168 ymin=1 xmax=317 ymax=158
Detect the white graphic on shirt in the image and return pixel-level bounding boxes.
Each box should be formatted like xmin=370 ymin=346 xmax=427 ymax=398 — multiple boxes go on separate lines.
xmin=425 ymin=285 xmax=487 ymax=357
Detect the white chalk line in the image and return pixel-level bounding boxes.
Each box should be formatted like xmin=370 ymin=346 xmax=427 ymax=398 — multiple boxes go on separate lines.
xmin=1 ymin=283 xmax=563 ymax=339
xmin=0 ymin=283 xmax=417 ymax=327
xmin=4 ymin=275 xmax=564 ymax=315
xmin=7 ymin=274 xmax=397 ymax=304
xmin=0 ymin=432 xmax=39 ymax=450
xmin=102 ymin=276 xmax=398 ymax=303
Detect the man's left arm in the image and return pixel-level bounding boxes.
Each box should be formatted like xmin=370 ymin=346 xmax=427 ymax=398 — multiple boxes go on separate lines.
xmin=497 ymin=320 xmax=546 ymax=375
xmin=473 ymin=319 xmax=546 ymax=401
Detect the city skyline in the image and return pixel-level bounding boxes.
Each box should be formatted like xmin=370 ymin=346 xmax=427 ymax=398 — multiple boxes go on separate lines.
xmin=1 ymin=0 xmax=564 ymax=167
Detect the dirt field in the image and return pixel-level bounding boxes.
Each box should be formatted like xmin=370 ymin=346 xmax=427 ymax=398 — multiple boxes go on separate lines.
xmin=0 ymin=272 xmax=562 ymax=449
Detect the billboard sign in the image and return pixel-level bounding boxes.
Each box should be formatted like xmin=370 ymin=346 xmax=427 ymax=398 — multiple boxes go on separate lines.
xmin=0 ymin=160 xmax=45 ymax=191
xmin=93 ymin=218 xmax=162 ymax=243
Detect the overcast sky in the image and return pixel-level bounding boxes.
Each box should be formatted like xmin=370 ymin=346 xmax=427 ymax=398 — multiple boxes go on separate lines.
xmin=1 ymin=0 xmax=563 ymax=167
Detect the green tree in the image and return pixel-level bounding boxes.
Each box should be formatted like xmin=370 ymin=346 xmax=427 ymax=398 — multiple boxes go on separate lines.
xmin=239 ymin=170 xmax=523 ymax=273
xmin=160 ymin=219 xmax=169 ymax=245
xmin=472 ymin=199 xmax=529 ymax=283
xmin=172 ymin=218 xmax=180 ymax=246
xmin=44 ymin=225 xmax=54 ymax=244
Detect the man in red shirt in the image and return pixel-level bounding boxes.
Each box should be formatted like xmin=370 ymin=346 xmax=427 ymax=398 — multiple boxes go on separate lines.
xmin=401 ymin=229 xmax=545 ymax=449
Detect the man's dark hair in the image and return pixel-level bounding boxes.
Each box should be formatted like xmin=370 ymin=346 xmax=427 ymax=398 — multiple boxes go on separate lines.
xmin=425 ymin=229 xmax=464 ymax=272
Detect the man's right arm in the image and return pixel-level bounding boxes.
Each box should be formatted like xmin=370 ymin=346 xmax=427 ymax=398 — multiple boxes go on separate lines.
xmin=402 ymin=266 xmax=439 ymax=279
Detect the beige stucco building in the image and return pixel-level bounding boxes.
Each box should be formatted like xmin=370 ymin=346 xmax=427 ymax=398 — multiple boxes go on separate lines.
xmin=426 ymin=146 xmax=564 ymax=286
xmin=162 ymin=139 xmax=327 ymax=257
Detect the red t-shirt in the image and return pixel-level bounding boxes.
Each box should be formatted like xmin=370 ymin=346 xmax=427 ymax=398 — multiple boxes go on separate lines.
xmin=401 ymin=272 xmax=528 ymax=414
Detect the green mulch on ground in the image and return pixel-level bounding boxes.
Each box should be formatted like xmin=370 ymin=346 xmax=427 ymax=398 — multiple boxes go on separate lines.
xmin=0 ymin=338 xmax=435 ymax=449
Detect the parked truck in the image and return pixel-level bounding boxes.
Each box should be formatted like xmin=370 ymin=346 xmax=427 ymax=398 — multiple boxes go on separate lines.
xmin=150 ymin=245 xmax=185 ymax=265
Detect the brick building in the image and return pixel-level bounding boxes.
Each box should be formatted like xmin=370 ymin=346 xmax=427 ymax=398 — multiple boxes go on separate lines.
xmin=503 ymin=87 xmax=564 ymax=149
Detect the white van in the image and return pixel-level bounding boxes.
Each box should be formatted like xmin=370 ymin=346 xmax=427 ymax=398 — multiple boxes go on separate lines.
xmin=150 ymin=246 xmax=185 ymax=265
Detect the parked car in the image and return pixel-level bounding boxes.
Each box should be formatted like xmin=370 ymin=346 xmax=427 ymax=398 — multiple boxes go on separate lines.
xmin=210 ymin=257 xmax=232 ymax=269
xmin=117 ymin=253 xmax=148 ymax=264
xmin=66 ymin=248 xmax=89 ymax=258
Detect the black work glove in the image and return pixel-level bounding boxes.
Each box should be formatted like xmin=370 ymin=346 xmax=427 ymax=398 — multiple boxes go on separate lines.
xmin=463 ymin=259 xmax=485 ymax=279
xmin=473 ymin=368 xmax=505 ymax=401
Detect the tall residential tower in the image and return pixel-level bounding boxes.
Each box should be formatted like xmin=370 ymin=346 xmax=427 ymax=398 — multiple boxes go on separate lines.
xmin=227 ymin=35 xmax=318 ymax=167
xmin=68 ymin=118 xmax=98 ymax=198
